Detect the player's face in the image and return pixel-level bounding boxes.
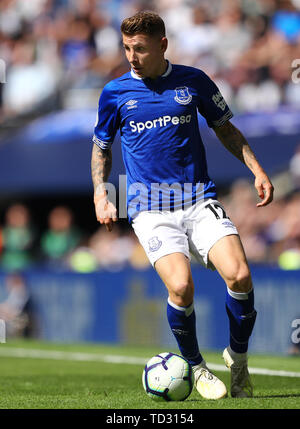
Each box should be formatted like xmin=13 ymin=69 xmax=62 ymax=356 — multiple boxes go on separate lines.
xmin=122 ymin=33 xmax=168 ymax=79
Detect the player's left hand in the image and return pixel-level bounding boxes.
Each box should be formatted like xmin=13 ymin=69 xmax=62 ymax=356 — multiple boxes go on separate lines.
xmin=254 ymin=173 xmax=274 ymax=207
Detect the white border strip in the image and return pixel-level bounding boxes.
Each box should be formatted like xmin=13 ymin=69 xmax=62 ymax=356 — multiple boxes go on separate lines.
xmin=0 ymin=347 xmax=300 ymax=378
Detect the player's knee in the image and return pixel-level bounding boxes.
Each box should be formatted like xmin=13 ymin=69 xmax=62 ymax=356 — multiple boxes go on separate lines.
xmin=226 ymin=265 xmax=252 ymax=293
xmin=169 ymin=280 xmax=193 ymax=307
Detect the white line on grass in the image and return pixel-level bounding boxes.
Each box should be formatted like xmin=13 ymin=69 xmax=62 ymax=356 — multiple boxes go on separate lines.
xmin=0 ymin=347 xmax=300 ymax=378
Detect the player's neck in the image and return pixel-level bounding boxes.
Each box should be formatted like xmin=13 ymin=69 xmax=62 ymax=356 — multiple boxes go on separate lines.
xmin=147 ymin=59 xmax=168 ymax=80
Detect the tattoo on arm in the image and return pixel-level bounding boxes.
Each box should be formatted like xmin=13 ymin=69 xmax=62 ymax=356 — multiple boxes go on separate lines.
xmin=91 ymin=144 xmax=112 ymax=195
xmin=213 ymin=121 xmax=259 ymax=173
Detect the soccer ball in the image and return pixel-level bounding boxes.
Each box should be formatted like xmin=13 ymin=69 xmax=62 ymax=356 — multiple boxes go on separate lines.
xmin=142 ymin=352 xmax=194 ymax=401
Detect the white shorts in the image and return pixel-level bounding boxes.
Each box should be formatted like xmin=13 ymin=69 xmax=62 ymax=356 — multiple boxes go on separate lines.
xmin=132 ymin=198 xmax=239 ymax=269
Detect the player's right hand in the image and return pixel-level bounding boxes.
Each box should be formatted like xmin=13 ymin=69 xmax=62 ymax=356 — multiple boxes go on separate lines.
xmin=94 ymin=193 xmax=118 ymax=232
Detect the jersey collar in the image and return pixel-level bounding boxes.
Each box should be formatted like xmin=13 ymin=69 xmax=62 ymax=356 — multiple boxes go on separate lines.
xmin=130 ymin=60 xmax=172 ymax=80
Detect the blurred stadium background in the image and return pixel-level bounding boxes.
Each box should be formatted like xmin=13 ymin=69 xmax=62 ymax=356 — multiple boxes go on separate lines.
xmin=0 ymin=0 xmax=300 ymax=356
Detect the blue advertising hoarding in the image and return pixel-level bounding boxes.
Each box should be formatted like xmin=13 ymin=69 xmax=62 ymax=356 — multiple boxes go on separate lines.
xmin=0 ymin=265 xmax=299 ymax=355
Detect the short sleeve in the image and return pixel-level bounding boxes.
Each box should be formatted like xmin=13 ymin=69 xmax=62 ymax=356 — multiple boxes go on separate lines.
xmin=197 ymin=72 xmax=233 ymax=128
xmin=93 ymin=82 xmax=120 ymax=150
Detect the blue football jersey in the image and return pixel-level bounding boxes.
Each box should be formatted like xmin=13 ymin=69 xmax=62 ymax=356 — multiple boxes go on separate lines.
xmin=93 ymin=61 xmax=233 ymax=221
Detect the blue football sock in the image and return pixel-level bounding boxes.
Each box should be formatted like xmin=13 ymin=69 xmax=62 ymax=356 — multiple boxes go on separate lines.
xmin=167 ymin=298 xmax=203 ymax=366
xmin=226 ymin=287 xmax=257 ymax=354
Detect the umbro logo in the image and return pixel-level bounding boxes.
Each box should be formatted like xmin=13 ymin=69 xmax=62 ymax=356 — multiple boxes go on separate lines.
xmin=126 ymin=99 xmax=138 ymax=109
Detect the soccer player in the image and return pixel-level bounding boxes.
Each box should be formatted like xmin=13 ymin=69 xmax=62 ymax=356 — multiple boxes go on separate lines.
xmin=91 ymin=11 xmax=274 ymax=400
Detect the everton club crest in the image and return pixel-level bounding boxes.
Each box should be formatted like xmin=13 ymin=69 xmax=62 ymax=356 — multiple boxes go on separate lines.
xmin=148 ymin=236 xmax=162 ymax=252
xmin=174 ymin=86 xmax=192 ymax=105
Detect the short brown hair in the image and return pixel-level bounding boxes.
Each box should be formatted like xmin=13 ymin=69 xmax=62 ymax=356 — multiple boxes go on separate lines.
xmin=121 ymin=11 xmax=166 ymax=39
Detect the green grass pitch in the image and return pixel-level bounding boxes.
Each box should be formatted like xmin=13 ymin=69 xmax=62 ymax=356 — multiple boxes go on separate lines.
xmin=0 ymin=339 xmax=299 ymax=409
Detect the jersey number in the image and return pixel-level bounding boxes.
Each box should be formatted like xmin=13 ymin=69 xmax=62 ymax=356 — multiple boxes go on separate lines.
xmin=206 ymin=203 xmax=230 ymax=220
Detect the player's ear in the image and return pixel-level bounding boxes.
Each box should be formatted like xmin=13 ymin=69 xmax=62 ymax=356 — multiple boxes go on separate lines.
xmin=160 ymin=37 xmax=168 ymax=53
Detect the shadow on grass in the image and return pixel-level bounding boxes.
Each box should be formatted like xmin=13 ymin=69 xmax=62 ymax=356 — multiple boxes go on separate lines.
xmin=185 ymin=392 xmax=300 ymax=402
xmin=253 ymin=393 xmax=300 ymax=399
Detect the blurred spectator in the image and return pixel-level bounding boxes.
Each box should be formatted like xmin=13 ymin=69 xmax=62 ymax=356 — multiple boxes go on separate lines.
xmin=271 ymin=0 xmax=300 ymax=43
xmin=2 ymin=38 xmax=60 ymax=118
xmin=284 ymin=80 xmax=300 ymax=108
xmin=278 ymin=247 xmax=300 ymax=269
xmin=289 ymin=143 xmax=300 ymax=189
xmin=68 ymin=245 xmax=98 ymax=272
xmin=59 ymin=16 xmax=94 ymax=72
xmin=128 ymin=232 xmax=150 ymax=270
xmin=258 ymin=191 xmax=300 ymax=267
xmin=88 ymin=224 xmax=136 ymax=271
xmin=0 ymin=0 xmax=300 ymax=121
xmin=219 ymin=180 xmax=300 ymax=266
xmin=3 ymin=186 xmax=300 ymax=269
xmin=220 ymin=180 xmax=269 ymax=263
xmin=172 ymin=5 xmax=220 ymax=72
xmin=0 ymin=226 xmax=3 ymax=256
xmin=0 ymin=203 xmax=37 ymax=271
xmin=40 ymin=206 xmax=82 ymax=267
xmin=213 ymin=4 xmax=253 ymax=70
xmin=0 ymin=272 xmax=37 ymax=338
xmin=272 ymin=192 xmax=300 ymax=268
xmin=67 ymin=225 xmax=150 ymax=272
